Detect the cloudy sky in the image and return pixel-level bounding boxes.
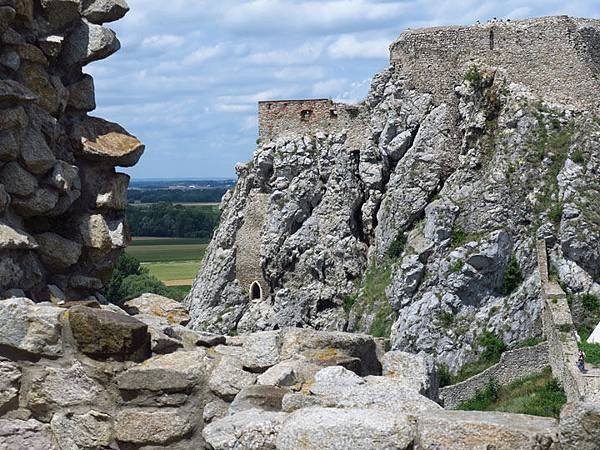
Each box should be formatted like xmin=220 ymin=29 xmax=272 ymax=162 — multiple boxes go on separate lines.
xmin=88 ymin=0 xmax=600 ymax=179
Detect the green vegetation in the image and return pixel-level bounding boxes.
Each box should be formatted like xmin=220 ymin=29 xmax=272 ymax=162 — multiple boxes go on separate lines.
xmin=452 ymin=332 xmax=507 ymax=384
xmin=127 ymin=203 xmax=220 ymax=239
xmin=126 ymin=238 xmax=208 ymax=263
xmin=104 ymin=254 xmax=171 ymax=305
xmin=451 ymin=226 xmax=467 ymax=247
xmin=501 ymin=256 xmax=523 ymax=296
xmin=571 ymin=149 xmax=585 ymax=164
xmin=464 ymin=65 xmax=483 ymax=87
xmin=577 ymin=327 xmax=600 ymax=368
xmin=458 ymin=368 xmax=566 ymax=418
xmin=165 ymin=285 xmax=193 ymax=301
xmin=146 ymin=261 xmax=201 ymax=281
xmin=521 ymin=336 xmax=546 ymax=347
xmin=438 ymin=364 xmax=452 ymax=388
xmin=450 ymin=259 xmax=464 ymax=273
xmin=348 ymin=262 xmax=396 ymax=338
xmin=581 ymin=293 xmax=600 ymax=313
xmin=387 ymin=233 xmax=407 ymax=259
xmin=438 ymin=311 xmax=455 ymax=328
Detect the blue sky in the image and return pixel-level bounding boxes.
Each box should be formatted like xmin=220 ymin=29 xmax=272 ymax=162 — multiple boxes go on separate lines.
xmin=88 ymin=0 xmax=600 ymax=179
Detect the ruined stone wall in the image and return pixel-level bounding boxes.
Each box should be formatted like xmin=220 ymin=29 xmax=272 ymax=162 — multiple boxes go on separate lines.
xmin=391 ymin=16 xmax=600 ymax=111
xmin=234 ymin=192 xmax=270 ymax=299
xmin=258 ymin=99 xmax=364 ymax=146
xmin=439 ymin=342 xmax=550 ymax=409
xmin=0 ymin=0 xmax=143 ymax=302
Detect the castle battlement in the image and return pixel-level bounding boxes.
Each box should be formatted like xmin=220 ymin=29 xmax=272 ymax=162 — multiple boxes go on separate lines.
xmin=390 ymin=16 xmax=600 ymax=110
xmin=258 ymin=98 xmax=361 ymax=143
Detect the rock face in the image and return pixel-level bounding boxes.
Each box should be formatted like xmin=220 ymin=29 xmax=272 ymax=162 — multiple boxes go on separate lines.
xmin=186 ymin=16 xmax=600 ymax=372
xmin=0 ymin=0 xmax=142 ymax=302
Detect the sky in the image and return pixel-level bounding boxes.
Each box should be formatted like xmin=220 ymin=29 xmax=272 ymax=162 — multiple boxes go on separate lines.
xmin=88 ymin=0 xmax=600 ymax=179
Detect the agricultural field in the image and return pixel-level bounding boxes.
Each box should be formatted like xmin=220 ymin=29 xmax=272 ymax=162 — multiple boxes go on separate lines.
xmin=125 ymin=237 xmax=208 ymax=297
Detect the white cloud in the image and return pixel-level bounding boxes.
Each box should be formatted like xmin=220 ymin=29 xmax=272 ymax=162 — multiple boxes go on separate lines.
xmin=328 ymin=35 xmax=390 ymax=59
xmin=274 ymin=66 xmax=326 ymax=81
xmin=312 ymin=78 xmax=347 ymax=97
xmin=141 ymin=34 xmax=185 ymax=49
xmin=245 ymin=41 xmax=326 ymax=65
xmin=183 ymin=44 xmax=223 ymax=65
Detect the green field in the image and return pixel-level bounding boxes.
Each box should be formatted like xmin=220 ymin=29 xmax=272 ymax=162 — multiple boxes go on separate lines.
xmin=126 ymin=237 xmax=208 ymax=263
xmin=145 ymin=261 xmax=201 ymax=281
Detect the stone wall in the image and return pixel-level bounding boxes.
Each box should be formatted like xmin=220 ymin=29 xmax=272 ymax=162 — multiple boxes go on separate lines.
xmin=537 ymin=240 xmax=595 ymax=402
xmin=0 ymin=0 xmax=142 ymax=302
xmin=258 ymin=99 xmax=364 ymax=146
xmin=391 ymin=16 xmax=600 ymax=112
xmin=234 ymin=192 xmax=270 ymax=299
xmin=439 ymin=342 xmax=550 ymax=409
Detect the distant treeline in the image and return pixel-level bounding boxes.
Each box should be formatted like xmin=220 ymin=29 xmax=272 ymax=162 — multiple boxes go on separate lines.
xmin=126 ymin=203 xmax=220 ymax=238
xmin=128 ymin=188 xmax=228 ymax=204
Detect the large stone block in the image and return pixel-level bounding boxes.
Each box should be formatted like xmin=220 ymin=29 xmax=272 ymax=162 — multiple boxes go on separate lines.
xmin=50 ymin=410 xmax=113 ymax=450
xmin=62 ymin=19 xmax=120 ymax=67
xmin=382 ymin=350 xmax=438 ymax=399
xmin=0 ymin=297 xmax=63 ymax=356
xmin=34 ymin=232 xmax=82 ymax=270
xmin=82 ymin=0 xmax=129 ymax=24
xmin=68 ymin=305 xmax=150 ymax=361
xmin=416 ymin=410 xmax=559 ymax=450
xmin=277 ymin=407 xmax=415 ymax=450
xmin=559 ymin=401 xmax=600 ymax=450
xmin=0 ymin=221 xmax=37 ymax=250
xmin=0 ymin=357 xmax=20 ymax=414
xmin=115 ymin=408 xmax=194 ymax=445
xmin=0 ymin=418 xmax=57 ymax=450
xmin=0 ymin=162 xmax=37 ymax=196
xmin=124 ymin=292 xmax=190 ymax=325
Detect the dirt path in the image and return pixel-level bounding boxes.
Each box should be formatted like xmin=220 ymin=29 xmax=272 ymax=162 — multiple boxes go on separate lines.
xmin=163 ymin=279 xmax=194 ymax=286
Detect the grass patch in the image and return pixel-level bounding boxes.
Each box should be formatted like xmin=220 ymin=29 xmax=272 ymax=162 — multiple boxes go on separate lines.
xmin=451 ymin=226 xmax=467 ymax=247
xmin=450 ymin=259 xmax=464 ymax=273
xmin=571 ymin=149 xmax=585 ymax=164
xmin=577 ymin=328 xmax=600 ymax=368
xmin=521 ymin=336 xmax=546 ymax=347
xmin=127 ymin=238 xmax=208 ymax=263
xmin=458 ymin=367 xmax=566 ymax=418
xmin=452 ymin=332 xmax=507 ymax=384
xmin=387 ymin=233 xmax=407 ymax=259
xmin=144 ymin=261 xmax=201 ymax=281
xmin=464 ymin=65 xmax=483 ymax=86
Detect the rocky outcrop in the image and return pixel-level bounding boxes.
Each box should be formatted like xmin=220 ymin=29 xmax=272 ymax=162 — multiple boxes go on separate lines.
xmin=186 ymin=16 xmax=600 ymax=373
xmin=0 ymin=0 xmax=142 ymax=302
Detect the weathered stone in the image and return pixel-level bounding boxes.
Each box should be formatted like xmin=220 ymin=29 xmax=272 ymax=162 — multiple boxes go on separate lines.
xmin=382 ymin=350 xmax=438 ymax=399
xmin=50 ymin=410 xmax=112 ymax=450
xmin=38 ymin=35 xmax=64 ymax=58
xmin=16 ymin=43 xmax=48 ymax=66
xmin=203 ymin=409 xmax=287 ymax=450
xmin=47 ymin=160 xmax=80 ymax=193
xmin=277 ymin=407 xmax=415 ymax=450
xmin=0 ymin=185 xmax=8 ymax=212
xmin=559 ymin=401 xmax=600 ymax=450
xmin=208 ymin=356 xmax=257 ymax=401
xmin=0 ymin=357 xmax=20 ymax=414
xmin=67 ymin=74 xmax=95 ymax=111
xmin=124 ymin=293 xmax=190 ymax=325
xmin=229 ymin=385 xmax=289 ymax=414
xmin=0 ymin=79 xmax=36 ymax=103
xmin=34 ymin=232 xmax=81 ymax=270
xmin=0 ymin=131 xmax=17 ymax=160
xmin=82 ymin=0 xmax=129 ymax=24
xmin=0 ymin=48 xmax=20 ymax=70
xmin=22 ymin=361 xmax=105 ymax=421
xmin=416 ymin=410 xmax=559 ymax=450
xmin=71 ymin=116 xmax=144 ymax=166
xmin=0 ymin=221 xmax=37 ymax=250
xmin=19 ymin=62 xmax=60 ymax=114
xmin=116 ymin=349 xmax=212 ymax=392
xmin=0 ymin=106 xmax=27 ymax=130
xmin=68 ymin=275 xmax=103 ymax=290
xmin=203 ymin=399 xmax=229 ymax=424
xmin=0 ymin=162 xmax=37 ymax=196
xmin=115 ymin=408 xmax=194 ymax=445
xmin=148 ymin=326 xmax=184 ymax=354
xmin=78 ymin=213 xmax=111 ymax=249
xmin=0 ymin=6 xmax=15 ymax=34
xmin=40 ymin=0 xmax=80 ymax=30
xmin=11 ymin=187 xmax=59 ymax=217
xmin=282 ymin=366 xmax=441 ymax=415
xmin=0 ymin=297 xmax=62 ymax=356
xmin=68 ymin=305 xmax=150 ymax=361
xmin=0 ymin=418 xmax=57 ymax=450
xmin=46 ymin=284 xmax=66 ymax=304
xmin=62 ymin=19 xmax=120 ymax=67
xmin=257 ymin=358 xmax=321 ymax=388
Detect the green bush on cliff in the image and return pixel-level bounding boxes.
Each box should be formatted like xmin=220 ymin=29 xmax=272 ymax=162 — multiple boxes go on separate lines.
xmin=104 ymin=253 xmax=171 ymax=305
xmin=502 ymin=256 xmax=523 ymax=295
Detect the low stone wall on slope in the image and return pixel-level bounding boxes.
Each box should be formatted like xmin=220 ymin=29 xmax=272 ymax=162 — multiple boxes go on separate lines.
xmin=0 ymin=0 xmax=143 ymax=303
xmin=440 ymin=342 xmax=549 ymax=409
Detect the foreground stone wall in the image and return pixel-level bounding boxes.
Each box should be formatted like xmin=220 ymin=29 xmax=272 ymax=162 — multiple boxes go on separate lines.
xmin=0 ymin=0 xmax=143 ymax=302
xmin=0 ymin=294 xmax=571 ymax=449
xmin=440 ymin=342 xmax=550 ymax=409
xmin=391 ymin=16 xmax=600 ymax=111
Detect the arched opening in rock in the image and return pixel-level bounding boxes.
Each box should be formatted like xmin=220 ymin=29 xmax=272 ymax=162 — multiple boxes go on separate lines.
xmin=250 ymin=281 xmax=263 ymax=301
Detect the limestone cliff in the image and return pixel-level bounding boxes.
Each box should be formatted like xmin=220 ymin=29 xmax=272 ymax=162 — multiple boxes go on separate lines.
xmin=0 ymin=0 xmax=142 ymax=302
xmin=186 ymin=16 xmax=600 ymax=371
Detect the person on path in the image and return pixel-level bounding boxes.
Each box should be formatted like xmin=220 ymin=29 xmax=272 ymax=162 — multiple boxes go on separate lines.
xmin=577 ymin=349 xmax=587 ymax=372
